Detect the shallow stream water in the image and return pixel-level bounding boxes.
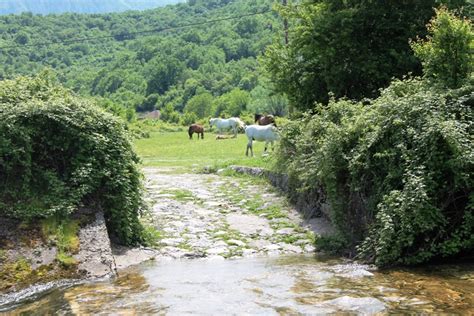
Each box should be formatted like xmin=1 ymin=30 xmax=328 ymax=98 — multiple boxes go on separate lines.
xmin=3 ymin=169 xmax=473 ymax=314
xmin=3 ymin=255 xmax=473 ymax=315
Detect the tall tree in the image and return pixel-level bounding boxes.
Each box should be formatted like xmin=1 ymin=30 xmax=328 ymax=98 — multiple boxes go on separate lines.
xmin=263 ymin=0 xmax=467 ymax=111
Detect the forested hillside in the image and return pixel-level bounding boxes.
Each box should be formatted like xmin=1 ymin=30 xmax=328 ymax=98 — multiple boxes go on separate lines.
xmin=0 ymin=0 xmax=285 ymax=123
xmin=0 ymin=0 xmax=184 ymax=15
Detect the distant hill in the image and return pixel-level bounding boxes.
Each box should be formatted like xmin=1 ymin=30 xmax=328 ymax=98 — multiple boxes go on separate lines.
xmin=0 ymin=0 xmax=281 ymax=120
xmin=0 ymin=0 xmax=184 ymax=15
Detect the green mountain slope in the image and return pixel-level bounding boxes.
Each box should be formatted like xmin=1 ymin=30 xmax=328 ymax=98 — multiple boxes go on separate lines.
xmin=0 ymin=0 xmax=286 ymax=120
xmin=0 ymin=0 xmax=184 ymax=15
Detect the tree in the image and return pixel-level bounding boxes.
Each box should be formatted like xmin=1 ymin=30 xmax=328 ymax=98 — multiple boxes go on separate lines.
xmin=411 ymin=7 xmax=473 ymax=88
xmin=263 ymin=0 xmax=467 ymax=111
xmin=137 ymin=93 xmax=159 ymax=112
xmin=181 ymin=111 xmax=198 ymax=125
xmin=249 ymin=84 xmax=289 ymax=116
xmin=214 ymin=88 xmax=249 ymax=117
xmin=144 ymin=56 xmax=184 ymax=95
xmin=14 ymin=31 xmax=29 ymax=44
xmin=184 ymin=92 xmax=214 ymax=119
xmin=160 ymin=103 xmax=181 ymax=123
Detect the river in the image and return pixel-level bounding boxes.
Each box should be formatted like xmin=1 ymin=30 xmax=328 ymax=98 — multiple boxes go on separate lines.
xmin=2 ymin=255 xmax=473 ymax=314
xmin=1 ymin=168 xmax=472 ymax=314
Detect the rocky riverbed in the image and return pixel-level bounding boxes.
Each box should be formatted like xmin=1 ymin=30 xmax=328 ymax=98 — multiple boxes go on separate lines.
xmin=2 ymin=167 xmax=473 ymax=314
xmin=114 ymin=167 xmax=334 ymax=266
xmin=1 ymin=165 xmax=331 ymax=300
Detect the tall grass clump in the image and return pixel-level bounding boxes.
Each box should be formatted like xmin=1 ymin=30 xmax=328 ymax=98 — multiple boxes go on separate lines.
xmin=0 ymin=73 xmax=145 ymax=245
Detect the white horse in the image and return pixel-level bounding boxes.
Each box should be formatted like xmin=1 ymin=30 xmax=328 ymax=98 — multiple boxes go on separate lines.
xmin=209 ymin=117 xmax=246 ymax=138
xmin=245 ymin=124 xmax=279 ymax=156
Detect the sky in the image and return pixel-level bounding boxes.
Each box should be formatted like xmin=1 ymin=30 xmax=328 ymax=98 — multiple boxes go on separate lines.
xmin=0 ymin=0 xmax=185 ymax=15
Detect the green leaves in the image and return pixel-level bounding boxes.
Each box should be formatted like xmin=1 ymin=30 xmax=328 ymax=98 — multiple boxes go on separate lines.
xmin=0 ymin=0 xmax=276 ymax=122
xmin=411 ymin=7 xmax=473 ymax=89
xmin=263 ymin=0 xmax=467 ymax=110
xmin=275 ymin=78 xmax=473 ymax=266
xmin=0 ymin=75 xmax=145 ymax=245
xmin=184 ymin=92 xmax=214 ymax=119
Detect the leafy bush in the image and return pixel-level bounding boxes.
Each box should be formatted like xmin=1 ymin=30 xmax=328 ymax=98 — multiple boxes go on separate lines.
xmin=181 ymin=111 xmax=199 ymax=126
xmin=0 ymin=74 xmax=145 ymax=245
xmin=357 ymin=80 xmax=473 ymax=265
xmin=276 ymin=78 xmax=473 ymax=266
xmin=273 ymin=5 xmax=473 ymax=267
xmin=411 ymin=7 xmax=472 ymax=89
xmin=160 ymin=103 xmax=181 ymax=124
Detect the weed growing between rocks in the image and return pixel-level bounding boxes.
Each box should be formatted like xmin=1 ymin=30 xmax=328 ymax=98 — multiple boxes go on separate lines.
xmin=141 ymin=224 xmax=164 ymax=248
xmin=142 ymin=168 xmax=317 ymax=259
xmin=0 ymin=219 xmax=82 ymax=294
xmin=222 ymin=181 xmax=287 ymax=222
xmin=41 ymin=217 xmax=80 ymax=267
xmin=158 ymin=189 xmax=198 ymax=202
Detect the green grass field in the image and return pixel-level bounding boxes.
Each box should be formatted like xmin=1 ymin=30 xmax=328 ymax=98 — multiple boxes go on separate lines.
xmin=133 ymin=131 xmax=276 ymax=171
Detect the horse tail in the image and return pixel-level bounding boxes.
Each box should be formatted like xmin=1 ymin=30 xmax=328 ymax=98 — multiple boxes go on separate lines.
xmin=236 ymin=117 xmax=246 ymax=129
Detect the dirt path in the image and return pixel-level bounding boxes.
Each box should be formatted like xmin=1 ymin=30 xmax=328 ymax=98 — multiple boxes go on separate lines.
xmin=114 ymin=167 xmax=332 ymax=268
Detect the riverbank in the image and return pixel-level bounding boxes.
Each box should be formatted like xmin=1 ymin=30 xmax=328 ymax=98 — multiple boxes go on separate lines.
xmin=0 ymin=209 xmax=116 ymax=296
xmin=0 ymin=165 xmax=333 ymax=307
xmin=2 ymin=165 xmax=474 ymax=314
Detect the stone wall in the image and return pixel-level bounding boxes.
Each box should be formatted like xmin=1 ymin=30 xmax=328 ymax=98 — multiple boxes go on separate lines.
xmin=74 ymin=211 xmax=117 ymax=279
xmin=229 ymin=165 xmax=332 ymax=220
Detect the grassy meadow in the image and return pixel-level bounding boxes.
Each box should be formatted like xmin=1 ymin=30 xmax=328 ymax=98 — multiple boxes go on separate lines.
xmin=133 ymin=131 xmax=276 ymax=171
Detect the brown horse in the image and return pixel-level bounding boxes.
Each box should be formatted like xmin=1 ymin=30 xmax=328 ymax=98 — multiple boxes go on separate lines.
xmin=255 ymin=114 xmax=276 ymax=127
xmin=188 ymin=124 xmax=204 ymax=139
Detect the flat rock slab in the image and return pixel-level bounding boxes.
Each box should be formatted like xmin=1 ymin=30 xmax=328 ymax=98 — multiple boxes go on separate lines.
xmin=74 ymin=212 xmax=116 ymax=278
xmin=142 ymin=167 xmax=320 ymax=260
xmin=226 ymin=214 xmax=271 ymax=236
xmin=112 ymin=246 xmax=158 ymax=270
xmin=304 ymin=217 xmax=335 ymax=237
xmin=322 ymin=296 xmax=386 ymax=314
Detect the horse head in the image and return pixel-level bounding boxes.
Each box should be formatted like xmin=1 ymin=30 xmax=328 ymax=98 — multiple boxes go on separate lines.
xmin=209 ymin=118 xmax=216 ymax=128
xmin=254 ymin=113 xmax=262 ymax=123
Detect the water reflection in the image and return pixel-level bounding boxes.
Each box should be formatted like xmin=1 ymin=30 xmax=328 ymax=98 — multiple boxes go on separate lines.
xmin=4 ymin=255 xmax=474 ymax=315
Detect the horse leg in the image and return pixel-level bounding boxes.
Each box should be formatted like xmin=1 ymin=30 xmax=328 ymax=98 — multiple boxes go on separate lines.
xmin=189 ymin=131 xmax=193 ymax=139
xmin=246 ymin=139 xmax=253 ymax=156
xmin=201 ymin=132 xmax=204 ymax=139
